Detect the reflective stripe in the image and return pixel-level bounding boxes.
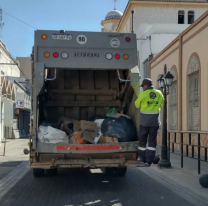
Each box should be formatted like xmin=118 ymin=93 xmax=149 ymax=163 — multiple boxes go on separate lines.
xmin=140 ymin=111 xmax=159 ymax=114
xmin=147 ymin=146 xmax=156 ymax=151
xmin=138 ymin=147 xmax=146 ymax=151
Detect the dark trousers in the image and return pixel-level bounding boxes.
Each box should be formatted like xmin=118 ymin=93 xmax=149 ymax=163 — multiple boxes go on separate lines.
xmin=138 ymin=125 xmax=159 ymax=164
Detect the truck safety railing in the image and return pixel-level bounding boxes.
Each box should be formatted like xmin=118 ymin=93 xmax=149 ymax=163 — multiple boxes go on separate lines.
xmin=45 ymin=68 xmax=57 ymax=81
xmin=168 ymin=131 xmax=208 ymax=174
xmin=117 ymin=70 xmax=130 ymax=82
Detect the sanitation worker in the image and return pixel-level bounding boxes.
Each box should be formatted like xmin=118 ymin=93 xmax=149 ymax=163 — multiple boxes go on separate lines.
xmin=135 ymin=78 xmax=164 ymax=167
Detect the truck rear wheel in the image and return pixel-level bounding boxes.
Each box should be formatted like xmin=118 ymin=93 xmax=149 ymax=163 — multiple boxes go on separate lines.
xmin=46 ymin=168 xmax=57 ymax=176
xmin=115 ymin=167 xmax=127 ymax=176
xmin=102 ymin=167 xmax=115 ymax=176
xmin=33 ymin=169 xmax=44 ymax=177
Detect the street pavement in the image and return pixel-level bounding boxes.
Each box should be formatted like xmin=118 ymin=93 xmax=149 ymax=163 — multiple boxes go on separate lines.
xmin=0 ymin=167 xmax=194 ymax=206
xmin=0 ymin=139 xmax=207 ymax=206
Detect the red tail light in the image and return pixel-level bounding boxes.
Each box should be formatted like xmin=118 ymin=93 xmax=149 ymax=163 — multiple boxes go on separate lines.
xmin=125 ymin=37 xmax=131 ymax=42
xmin=53 ymin=52 xmax=59 ymax=58
xmin=115 ymin=54 xmax=120 ymax=60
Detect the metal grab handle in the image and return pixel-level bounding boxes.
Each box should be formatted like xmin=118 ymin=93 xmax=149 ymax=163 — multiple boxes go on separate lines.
xmin=45 ymin=68 xmax=57 ymax=81
xmin=117 ymin=70 xmax=131 ymax=82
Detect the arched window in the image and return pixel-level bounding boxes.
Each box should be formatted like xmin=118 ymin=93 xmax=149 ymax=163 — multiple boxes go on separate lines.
xmin=188 ymin=54 xmax=200 ymax=131
xmin=169 ymin=67 xmax=177 ymax=130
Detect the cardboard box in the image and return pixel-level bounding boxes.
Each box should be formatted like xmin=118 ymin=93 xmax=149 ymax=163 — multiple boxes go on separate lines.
xmin=114 ymin=113 xmax=131 ymax=119
xmin=59 ymin=117 xmax=80 ymax=135
xmin=80 ymin=120 xmax=98 ymax=144
xmin=98 ymin=136 xmax=118 ymax=143
xmin=69 ymin=131 xmax=86 ymax=144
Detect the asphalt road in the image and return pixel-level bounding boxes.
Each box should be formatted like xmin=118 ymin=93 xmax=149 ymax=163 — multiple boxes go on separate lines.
xmin=0 ymin=167 xmax=193 ymax=206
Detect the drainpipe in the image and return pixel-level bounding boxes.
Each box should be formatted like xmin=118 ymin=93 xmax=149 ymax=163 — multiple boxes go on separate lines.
xmin=131 ymin=10 xmax=134 ymax=33
xmin=178 ymin=36 xmax=182 ymax=132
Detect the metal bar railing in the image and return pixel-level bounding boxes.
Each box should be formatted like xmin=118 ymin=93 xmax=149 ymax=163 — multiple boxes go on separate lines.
xmin=168 ymin=131 xmax=208 ymax=174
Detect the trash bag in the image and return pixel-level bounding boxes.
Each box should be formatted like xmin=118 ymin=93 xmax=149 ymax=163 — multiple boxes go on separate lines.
xmin=101 ymin=117 xmax=137 ymax=142
xmin=94 ymin=119 xmax=105 ymax=135
xmin=38 ymin=126 xmax=68 ymax=143
xmin=106 ymin=108 xmax=118 ymax=117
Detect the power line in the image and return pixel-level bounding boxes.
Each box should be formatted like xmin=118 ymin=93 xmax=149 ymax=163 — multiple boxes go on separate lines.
xmin=0 ymin=8 xmax=4 ymax=38
xmin=5 ymin=15 xmax=34 ymax=36
xmin=2 ymin=10 xmax=38 ymax=30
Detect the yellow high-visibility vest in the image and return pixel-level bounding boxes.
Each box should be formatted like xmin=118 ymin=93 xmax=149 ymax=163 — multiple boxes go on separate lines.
xmin=135 ymin=88 xmax=164 ymax=113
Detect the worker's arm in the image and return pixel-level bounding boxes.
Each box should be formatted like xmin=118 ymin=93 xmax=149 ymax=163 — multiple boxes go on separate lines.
xmin=135 ymin=93 xmax=143 ymax=109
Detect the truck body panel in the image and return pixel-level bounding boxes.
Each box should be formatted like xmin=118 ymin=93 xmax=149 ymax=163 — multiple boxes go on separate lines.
xmin=30 ymin=30 xmax=141 ymax=171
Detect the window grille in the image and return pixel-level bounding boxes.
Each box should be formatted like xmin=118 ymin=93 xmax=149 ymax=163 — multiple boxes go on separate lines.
xmin=188 ymin=55 xmax=199 ymax=131
xmin=169 ymin=68 xmax=177 ymax=130
xmin=178 ymin=10 xmax=185 ymax=24
xmin=188 ymin=11 xmax=194 ymax=24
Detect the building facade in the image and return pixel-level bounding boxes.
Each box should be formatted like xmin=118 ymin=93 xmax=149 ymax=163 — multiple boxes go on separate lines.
xmin=114 ymin=0 xmax=208 ymax=92
xmin=149 ymin=10 xmax=208 ymax=151
xmin=16 ymin=57 xmax=32 ymax=79
xmin=0 ymin=38 xmax=31 ymax=142
xmin=101 ymin=10 xmax=123 ymax=32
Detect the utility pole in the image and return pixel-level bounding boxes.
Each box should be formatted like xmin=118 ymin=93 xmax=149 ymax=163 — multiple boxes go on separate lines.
xmin=0 ymin=8 xmax=4 ymax=39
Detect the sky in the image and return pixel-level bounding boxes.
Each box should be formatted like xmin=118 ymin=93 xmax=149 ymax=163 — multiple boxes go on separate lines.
xmin=0 ymin=0 xmax=128 ymax=58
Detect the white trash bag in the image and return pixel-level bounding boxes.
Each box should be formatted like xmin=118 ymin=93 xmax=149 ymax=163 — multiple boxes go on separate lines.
xmin=94 ymin=119 xmax=105 ymax=144
xmin=38 ymin=126 xmax=68 ymax=143
xmin=94 ymin=119 xmax=105 ymax=135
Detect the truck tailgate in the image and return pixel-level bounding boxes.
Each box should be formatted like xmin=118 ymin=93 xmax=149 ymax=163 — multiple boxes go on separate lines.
xmin=37 ymin=141 xmax=139 ymax=154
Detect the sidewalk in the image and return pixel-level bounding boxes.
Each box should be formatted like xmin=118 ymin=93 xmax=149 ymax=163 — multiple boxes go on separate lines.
xmin=0 ymin=139 xmax=30 ymax=199
xmin=0 ymin=139 xmax=29 ymax=180
xmin=138 ymin=150 xmax=208 ymax=206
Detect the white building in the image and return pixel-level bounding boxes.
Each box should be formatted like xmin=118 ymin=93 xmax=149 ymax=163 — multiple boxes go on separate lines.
xmin=101 ymin=10 xmax=123 ymax=32
xmin=16 ymin=57 xmax=32 ymax=79
xmin=102 ymin=0 xmax=208 ymax=90
xmin=0 ymin=38 xmax=31 ymax=143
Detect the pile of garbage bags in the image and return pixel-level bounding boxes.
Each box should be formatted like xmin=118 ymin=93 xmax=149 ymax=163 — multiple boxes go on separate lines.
xmin=101 ymin=117 xmax=137 ymax=142
xmin=37 ymin=108 xmax=137 ymax=144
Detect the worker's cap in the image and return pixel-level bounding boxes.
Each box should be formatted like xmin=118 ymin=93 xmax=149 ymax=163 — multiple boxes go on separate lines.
xmin=140 ymin=78 xmax=153 ymax=87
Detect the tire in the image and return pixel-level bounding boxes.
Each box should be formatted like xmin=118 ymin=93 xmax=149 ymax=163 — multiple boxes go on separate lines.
xmin=46 ymin=168 xmax=57 ymax=176
xmin=115 ymin=167 xmax=127 ymax=177
xmin=33 ymin=168 xmax=44 ymax=177
xmin=103 ymin=167 xmax=115 ymax=176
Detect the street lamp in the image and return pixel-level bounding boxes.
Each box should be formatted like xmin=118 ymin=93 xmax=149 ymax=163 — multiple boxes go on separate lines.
xmin=157 ymin=64 xmax=174 ymax=168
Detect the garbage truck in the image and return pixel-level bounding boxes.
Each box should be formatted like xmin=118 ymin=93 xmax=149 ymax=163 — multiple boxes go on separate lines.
xmin=29 ymin=30 xmax=141 ymax=177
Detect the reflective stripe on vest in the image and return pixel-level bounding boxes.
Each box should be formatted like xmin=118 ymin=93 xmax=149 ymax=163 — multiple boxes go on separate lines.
xmin=138 ymin=147 xmax=146 ymax=151
xmin=140 ymin=111 xmax=159 ymax=114
xmin=147 ymin=146 xmax=156 ymax=151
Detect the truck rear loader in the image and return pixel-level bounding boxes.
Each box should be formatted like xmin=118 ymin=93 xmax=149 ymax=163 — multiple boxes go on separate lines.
xmin=29 ymin=30 xmax=141 ymax=177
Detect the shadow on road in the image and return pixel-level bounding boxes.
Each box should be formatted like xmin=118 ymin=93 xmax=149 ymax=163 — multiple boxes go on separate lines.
xmin=0 ymin=168 xmax=193 ymax=206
